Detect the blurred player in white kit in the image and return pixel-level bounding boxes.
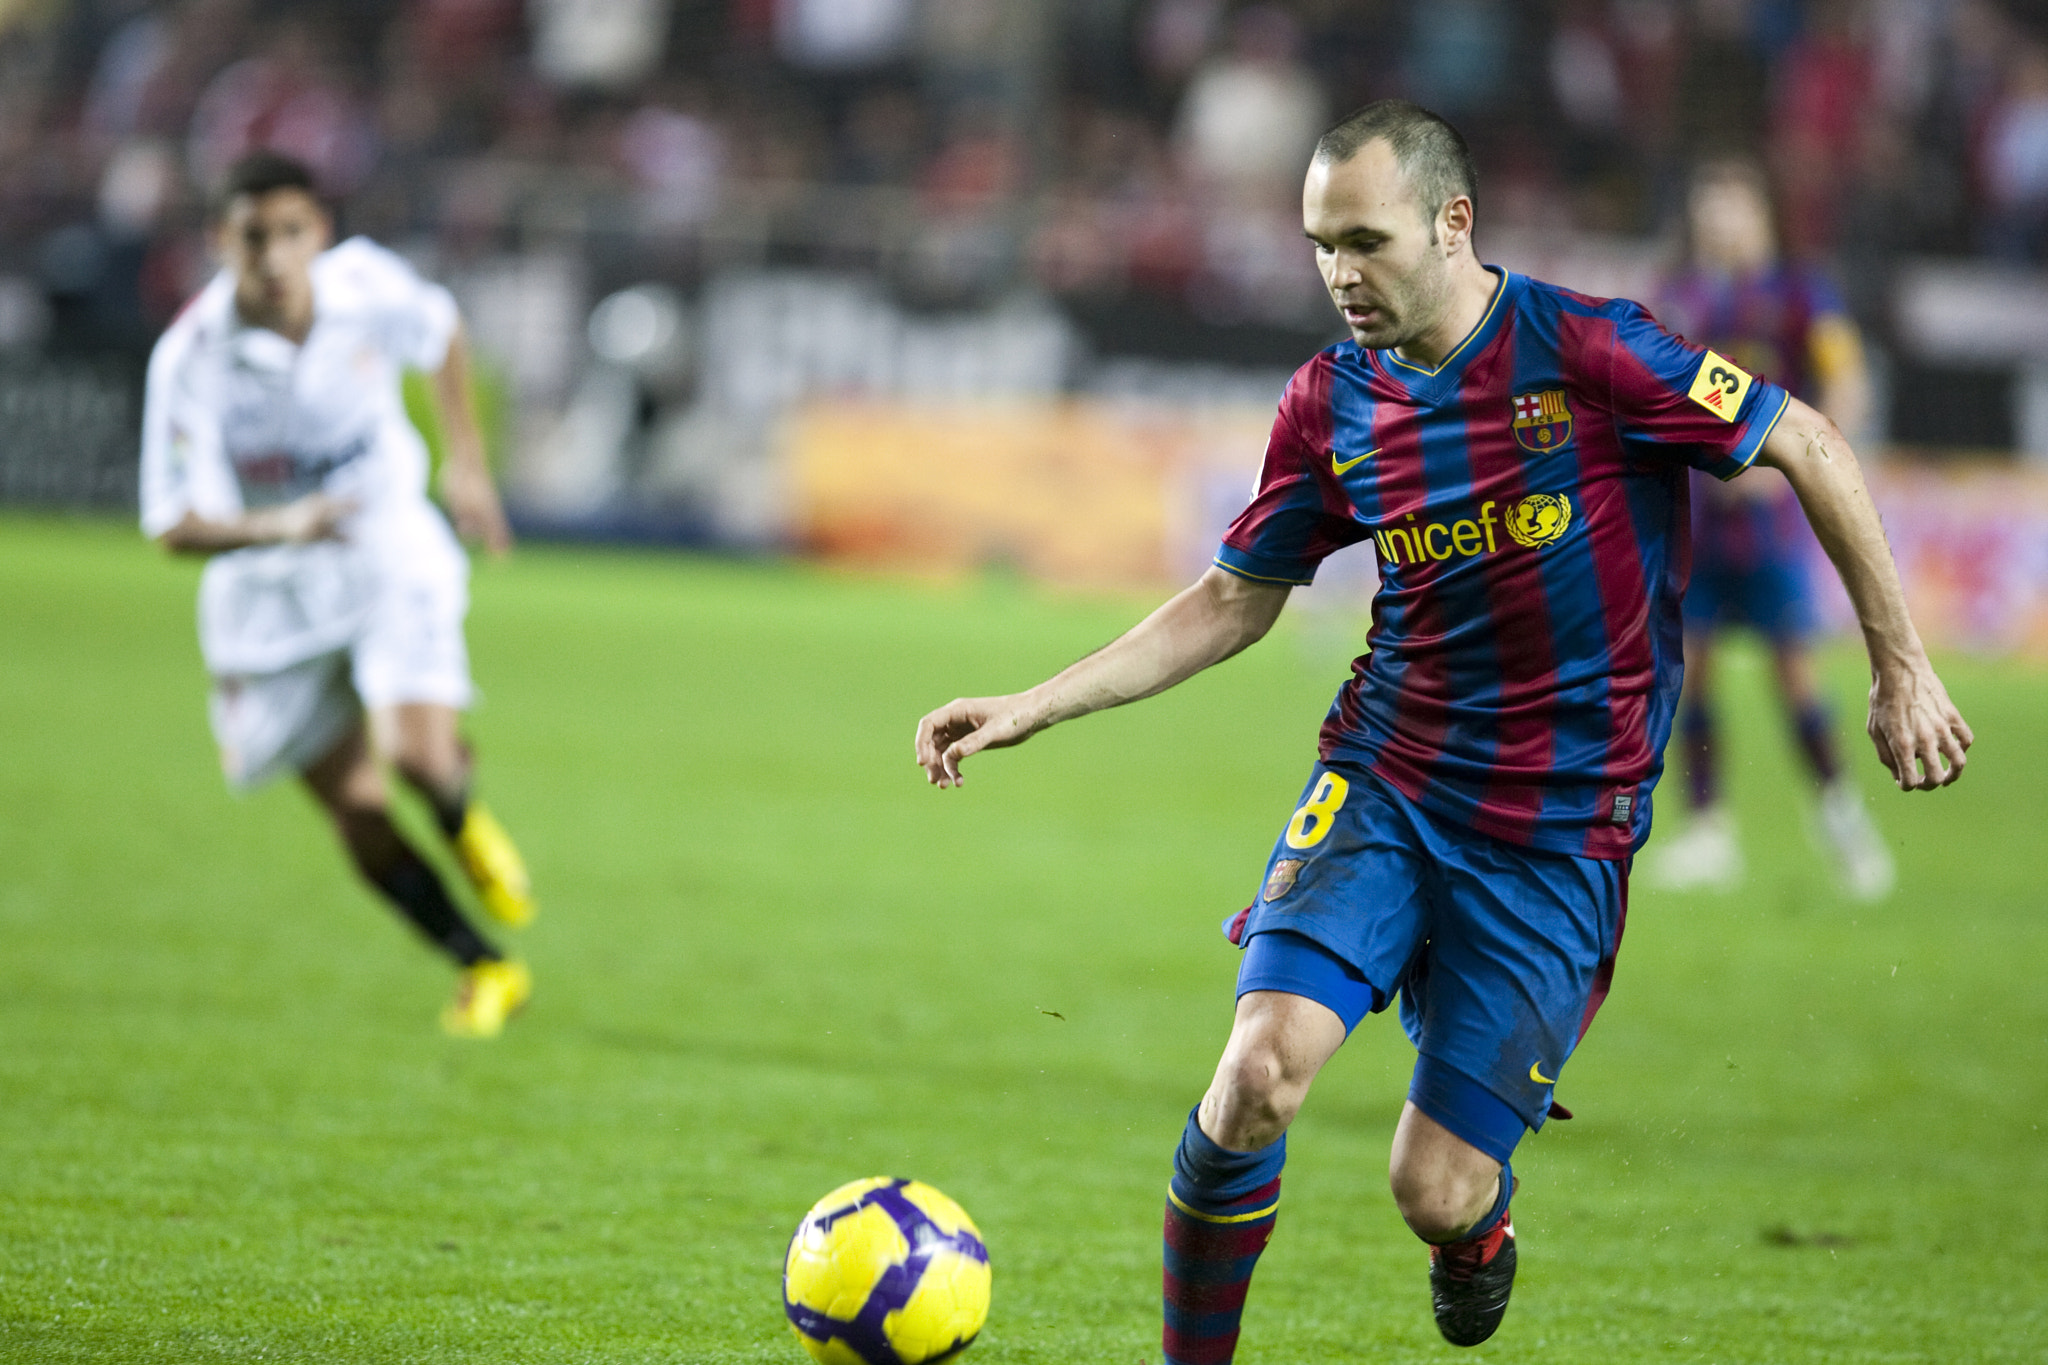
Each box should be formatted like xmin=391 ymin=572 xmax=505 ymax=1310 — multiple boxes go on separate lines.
xmin=140 ymin=151 xmax=536 ymax=1036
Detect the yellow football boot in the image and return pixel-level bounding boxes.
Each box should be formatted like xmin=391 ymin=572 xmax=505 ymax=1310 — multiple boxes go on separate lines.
xmin=453 ymin=802 xmax=536 ymax=927
xmin=440 ymin=959 xmax=532 ymax=1039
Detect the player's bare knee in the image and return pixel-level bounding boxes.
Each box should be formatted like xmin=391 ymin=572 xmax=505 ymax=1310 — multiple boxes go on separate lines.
xmin=1205 ymin=1044 xmax=1304 ymax=1147
xmin=329 ymin=759 xmax=387 ymax=814
xmin=390 ymin=742 xmax=462 ymax=800
xmin=371 ymin=705 xmax=469 ymax=799
xmin=1201 ymin=1088 xmax=1293 ymax=1152
xmin=308 ymin=766 xmax=399 ymax=869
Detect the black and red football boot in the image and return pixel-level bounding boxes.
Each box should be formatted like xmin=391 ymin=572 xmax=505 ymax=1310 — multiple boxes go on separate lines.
xmin=1427 ymin=1198 xmax=1517 ymax=1346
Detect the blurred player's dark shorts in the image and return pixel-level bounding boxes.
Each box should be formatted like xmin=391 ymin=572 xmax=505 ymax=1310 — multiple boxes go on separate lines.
xmin=1227 ymin=763 xmax=1627 ymax=1142
xmin=1683 ymin=555 xmax=1818 ymax=642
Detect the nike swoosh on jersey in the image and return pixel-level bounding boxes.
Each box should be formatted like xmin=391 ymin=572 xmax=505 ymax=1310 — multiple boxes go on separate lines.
xmin=1331 ymin=448 xmax=1379 ymax=475
xmin=1529 ymin=1061 xmax=1556 ymax=1085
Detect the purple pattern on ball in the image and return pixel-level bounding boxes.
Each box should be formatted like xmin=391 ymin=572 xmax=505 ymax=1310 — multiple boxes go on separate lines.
xmin=784 ymin=1179 xmax=988 ymax=1365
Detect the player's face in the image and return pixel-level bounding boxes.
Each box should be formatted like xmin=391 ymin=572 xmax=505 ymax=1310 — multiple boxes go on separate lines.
xmin=1303 ymin=140 xmax=1456 ymax=351
xmin=1689 ymin=177 xmax=1775 ymax=271
xmin=218 ymin=188 xmax=330 ymax=328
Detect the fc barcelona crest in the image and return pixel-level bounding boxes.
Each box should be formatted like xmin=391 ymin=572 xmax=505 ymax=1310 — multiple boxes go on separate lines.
xmin=1263 ymin=859 xmax=1305 ymax=902
xmin=1511 ymin=390 xmax=1573 ymax=452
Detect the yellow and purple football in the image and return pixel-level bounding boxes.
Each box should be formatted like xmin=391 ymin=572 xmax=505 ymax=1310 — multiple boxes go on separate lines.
xmin=782 ymin=1177 xmax=991 ymax=1365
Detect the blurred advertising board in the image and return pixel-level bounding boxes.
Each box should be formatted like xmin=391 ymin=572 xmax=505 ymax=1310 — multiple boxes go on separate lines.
xmin=1813 ymin=462 xmax=2048 ymax=660
xmin=0 ymin=357 xmax=141 ymax=509
xmin=788 ymin=399 xmax=1274 ymax=591
xmin=790 ymin=398 xmax=2048 ymax=660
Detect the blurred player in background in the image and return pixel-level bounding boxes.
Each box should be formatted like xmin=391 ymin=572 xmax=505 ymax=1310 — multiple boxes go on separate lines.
xmin=140 ymin=152 xmax=536 ymax=1037
xmin=917 ymin=103 xmax=1970 ymax=1358
xmin=1647 ymin=158 xmax=1895 ymax=900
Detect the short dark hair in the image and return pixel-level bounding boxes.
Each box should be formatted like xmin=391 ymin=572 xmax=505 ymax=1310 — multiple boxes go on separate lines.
xmin=1313 ymin=100 xmax=1477 ymax=225
xmin=213 ymin=150 xmax=321 ymax=217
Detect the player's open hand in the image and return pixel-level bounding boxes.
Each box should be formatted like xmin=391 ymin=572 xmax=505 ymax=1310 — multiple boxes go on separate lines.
xmin=1866 ymin=655 xmax=1972 ymax=791
xmin=440 ymin=459 xmax=515 ymax=558
xmin=915 ymin=695 xmax=1046 ymax=788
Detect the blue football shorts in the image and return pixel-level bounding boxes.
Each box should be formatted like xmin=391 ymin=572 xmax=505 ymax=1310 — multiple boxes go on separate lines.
xmin=1682 ymin=553 xmax=1817 ymax=643
xmin=1226 ymin=762 xmax=1628 ymax=1162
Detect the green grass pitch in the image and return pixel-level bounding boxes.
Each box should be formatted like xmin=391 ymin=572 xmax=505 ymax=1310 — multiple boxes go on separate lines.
xmin=1 ymin=513 xmax=2043 ymax=1363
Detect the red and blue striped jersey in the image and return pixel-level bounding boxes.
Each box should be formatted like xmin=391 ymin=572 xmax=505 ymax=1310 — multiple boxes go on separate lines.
xmin=1216 ymin=269 xmax=1792 ymax=858
xmin=1655 ymin=264 xmax=1852 ymax=575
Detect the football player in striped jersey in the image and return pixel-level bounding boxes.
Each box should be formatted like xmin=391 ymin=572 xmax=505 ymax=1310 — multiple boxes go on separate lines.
xmin=915 ymin=102 xmax=1969 ymax=1357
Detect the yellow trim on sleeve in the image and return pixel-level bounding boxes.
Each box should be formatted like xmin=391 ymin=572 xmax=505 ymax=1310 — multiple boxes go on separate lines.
xmin=1212 ymin=557 xmax=1313 ymax=586
xmin=1167 ymin=1187 xmax=1281 ymax=1224
xmin=1721 ymin=389 xmax=1791 ymax=482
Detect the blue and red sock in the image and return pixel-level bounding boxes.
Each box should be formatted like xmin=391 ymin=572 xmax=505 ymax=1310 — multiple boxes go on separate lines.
xmin=1792 ymin=699 xmax=1841 ymax=786
xmin=1162 ymin=1108 xmax=1284 ymax=1365
xmin=1681 ymin=701 xmax=1718 ymax=810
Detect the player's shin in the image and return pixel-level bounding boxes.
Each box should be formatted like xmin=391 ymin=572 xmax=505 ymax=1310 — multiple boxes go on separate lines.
xmin=365 ymin=846 xmax=499 ymax=967
xmin=425 ymin=783 xmax=470 ymax=840
xmin=1162 ymin=1107 xmax=1284 ymax=1365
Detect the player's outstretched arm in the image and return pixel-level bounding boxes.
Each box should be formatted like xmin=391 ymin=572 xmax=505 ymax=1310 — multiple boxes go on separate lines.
xmin=914 ymin=566 xmax=1290 ymax=788
xmin=1756 ymin=400 xmax=1972 ymax=791
xmin=432 ymin=323 xmax=514 ymax=557
xmin=155 ymin=496 xmax=355 ymax=555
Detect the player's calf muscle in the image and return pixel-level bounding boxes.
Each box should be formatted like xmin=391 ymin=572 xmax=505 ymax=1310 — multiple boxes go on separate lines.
xmin=1390 ymin=1109 xmax=1504 ymax=1242
xmin=1390 ymin=1163 xmax=1500 ymax=1243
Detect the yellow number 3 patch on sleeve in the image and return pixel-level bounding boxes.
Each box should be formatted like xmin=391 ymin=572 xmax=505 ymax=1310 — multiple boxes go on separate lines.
xmin=1687 ymin=350 xmax=1753 ymax=422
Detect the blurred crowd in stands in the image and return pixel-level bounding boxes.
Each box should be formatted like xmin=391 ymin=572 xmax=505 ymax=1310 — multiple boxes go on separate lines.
xmin=5 ymin=0 xmax=2048 ymax=361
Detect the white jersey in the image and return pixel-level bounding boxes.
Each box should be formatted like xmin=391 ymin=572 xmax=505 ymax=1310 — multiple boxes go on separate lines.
xmin=140 ymin=237 xmax=469 ymax=675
